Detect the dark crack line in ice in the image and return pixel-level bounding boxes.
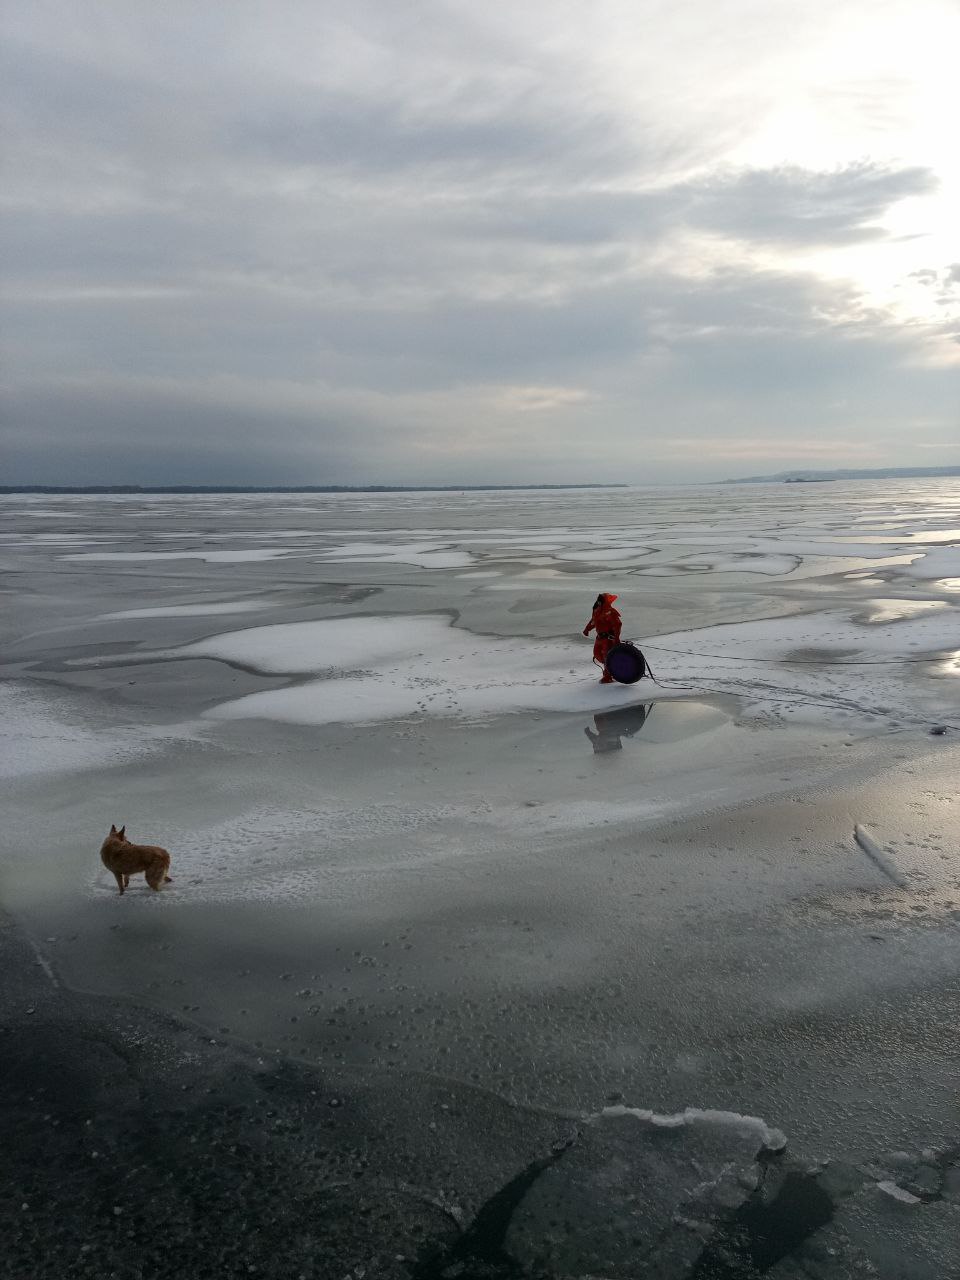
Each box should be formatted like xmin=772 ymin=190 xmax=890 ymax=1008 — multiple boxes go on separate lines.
xmin=411 ymin=1136 xmax=577 ymax=1279
xmin=686 ymin=1169 xmax=834 ymax=1279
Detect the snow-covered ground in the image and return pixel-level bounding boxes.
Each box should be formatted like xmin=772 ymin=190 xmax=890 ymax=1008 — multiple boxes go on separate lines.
xmin=2 ymin=480 xmax=958 ymax=1276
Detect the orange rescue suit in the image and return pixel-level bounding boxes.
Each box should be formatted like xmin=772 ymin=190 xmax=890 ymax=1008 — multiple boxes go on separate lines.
xmin=583 ymin=593 xmax=622 ymax=679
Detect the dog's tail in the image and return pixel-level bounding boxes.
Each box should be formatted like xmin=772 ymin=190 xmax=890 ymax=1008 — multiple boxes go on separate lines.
xmin=146 ymin=851 xmax=172 ymax=891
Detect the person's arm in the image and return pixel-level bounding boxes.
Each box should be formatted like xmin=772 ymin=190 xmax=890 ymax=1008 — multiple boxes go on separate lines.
xmin=583 ymin=616 xmax=596 ymax=636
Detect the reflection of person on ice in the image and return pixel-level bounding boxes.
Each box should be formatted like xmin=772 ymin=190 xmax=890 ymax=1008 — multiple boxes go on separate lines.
xmin=584 ymin=702 xmax=653 ymax=752
xmin=582 ymin=592 xmax=622 ymax=683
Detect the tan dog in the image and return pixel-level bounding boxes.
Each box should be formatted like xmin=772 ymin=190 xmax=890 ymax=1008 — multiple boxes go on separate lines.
xmin=100 ymin=824 xmax=173 ymax=894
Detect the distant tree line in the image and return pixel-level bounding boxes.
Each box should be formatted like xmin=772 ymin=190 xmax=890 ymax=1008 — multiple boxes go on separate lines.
xmin=1 ymin=483 xmax=626 ymax=495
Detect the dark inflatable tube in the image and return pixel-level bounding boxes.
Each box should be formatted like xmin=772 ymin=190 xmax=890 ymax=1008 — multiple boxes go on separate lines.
xmin=604 ymin=642 xmax=647 ymax=685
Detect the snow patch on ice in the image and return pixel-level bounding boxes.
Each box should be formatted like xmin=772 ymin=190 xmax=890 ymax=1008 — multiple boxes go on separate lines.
xmin=102 ymin=601 xmax=271 ymax=620
xmin=124 ymin=615 xmax=681 ymax=725
xmin=854 ymin=599 xmax=949 ymax=624
xmin=598 ymin=1104 xmax=787 ymax=1152
xmin=161 ymin=529 xmax=318 ymax=540
xmin=876 ymin=1180 xmax=921 ymax=1204
xmin=557 ymin=547 xmax=654 ymax=563
xmin=316 ymin=541 xmax=473 ymax=569
xmin=0 ymin=535 xmax=117 ymax=547
xmin=172 ymin=615 xmax=445 ymax=673
xmin=899 ymin=546 xmax=960 ymax=582
xmin=61 ymin=547 xmax=293 ymax=563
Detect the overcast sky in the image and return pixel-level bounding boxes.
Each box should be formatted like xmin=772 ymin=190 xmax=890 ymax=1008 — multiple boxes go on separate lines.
xmin=2 ymin=0 xmax=958 ymax=485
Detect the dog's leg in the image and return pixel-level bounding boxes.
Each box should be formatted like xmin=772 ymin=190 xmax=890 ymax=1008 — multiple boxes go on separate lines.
xmin=113 ymin=871 xmax=125 ymax=895
xmin=123 ymin=874 xmax=130 ymax=889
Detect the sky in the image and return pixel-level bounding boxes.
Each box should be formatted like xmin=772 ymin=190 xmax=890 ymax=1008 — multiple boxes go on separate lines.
xmin=2 ymin=0 xmax=958 ymax=486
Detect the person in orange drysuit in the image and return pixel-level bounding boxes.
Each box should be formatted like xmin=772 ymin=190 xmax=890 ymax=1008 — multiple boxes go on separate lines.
xmin=582 ymin=592 xmax=622 ymax=683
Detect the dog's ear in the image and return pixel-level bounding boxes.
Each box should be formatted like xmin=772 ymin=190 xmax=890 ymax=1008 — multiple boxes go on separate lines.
xmin=110 ymin=823 xmax=117 ymax=834
xmin=118 ymin=826 xmax=126 ymax=840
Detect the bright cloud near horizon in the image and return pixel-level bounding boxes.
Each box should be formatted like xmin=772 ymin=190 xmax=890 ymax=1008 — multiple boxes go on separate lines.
xmin=1 ymin=0 xmax=958 ymax=486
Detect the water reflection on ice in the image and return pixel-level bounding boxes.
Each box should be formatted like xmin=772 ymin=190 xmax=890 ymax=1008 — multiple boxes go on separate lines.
xmin=584 ymin=702 xmax=654 ymax=753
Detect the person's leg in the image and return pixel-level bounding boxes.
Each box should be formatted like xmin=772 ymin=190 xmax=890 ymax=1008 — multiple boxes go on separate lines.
xmin=597 ymin=638 xmax=614 ymax=682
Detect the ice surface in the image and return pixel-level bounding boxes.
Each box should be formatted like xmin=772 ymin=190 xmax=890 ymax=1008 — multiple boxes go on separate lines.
xmin=0 ymin=682 xmax=200 ymax=779
xmin=3 ymin=480 xmax=959 ymax=1278
xmin=642 ymin=597 xmax=960 ymax=731
xmin=649 ymin=604 xmax=958 ymax=661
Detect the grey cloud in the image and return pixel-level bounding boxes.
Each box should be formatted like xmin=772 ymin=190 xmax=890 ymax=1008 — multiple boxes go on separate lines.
xmin=3 ymin=38 xmax=629 ymax=187
xmin=5 ymin=304 xmax=956 ymax=486
xmin=2 ymin=254 xmax=875 ymax=395
xmin=2 ymin=2 xmax=957 ymax=485
xmin=454 ymin=163 xmax=937 ymax=249
xmin=0 ymin=261 xmax=941 ymax=405
xmin=2 ymin=2 xmax=641 ymax=206
xmin=678 ymin=163 xmax=937 ymax=245
xmin=0 ymin=377 xmax=376 ymax=487
xmin=0 ymin=147 xmax=947 ymax=404
xmin=225 ymin=85 xmax=626 ymax=178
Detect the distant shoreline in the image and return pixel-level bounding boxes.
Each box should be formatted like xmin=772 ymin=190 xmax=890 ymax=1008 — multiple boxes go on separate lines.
xmin=0 ymin=483 xmax=628 ymax=495
xmin=723 ymin=466 xmax=960 ymax=483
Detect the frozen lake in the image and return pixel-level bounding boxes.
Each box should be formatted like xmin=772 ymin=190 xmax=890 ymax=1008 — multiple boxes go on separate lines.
xmin=2 ymin=480 xmax=959 ymax=1277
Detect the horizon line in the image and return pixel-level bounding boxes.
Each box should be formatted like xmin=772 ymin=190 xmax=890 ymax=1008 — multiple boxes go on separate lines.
xmin=0 ymin=482 xmax=633 ymax=495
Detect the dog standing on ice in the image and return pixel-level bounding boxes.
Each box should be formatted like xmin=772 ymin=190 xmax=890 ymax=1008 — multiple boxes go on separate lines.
xmin=100 ymin=824 xmax=173 ymax=894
